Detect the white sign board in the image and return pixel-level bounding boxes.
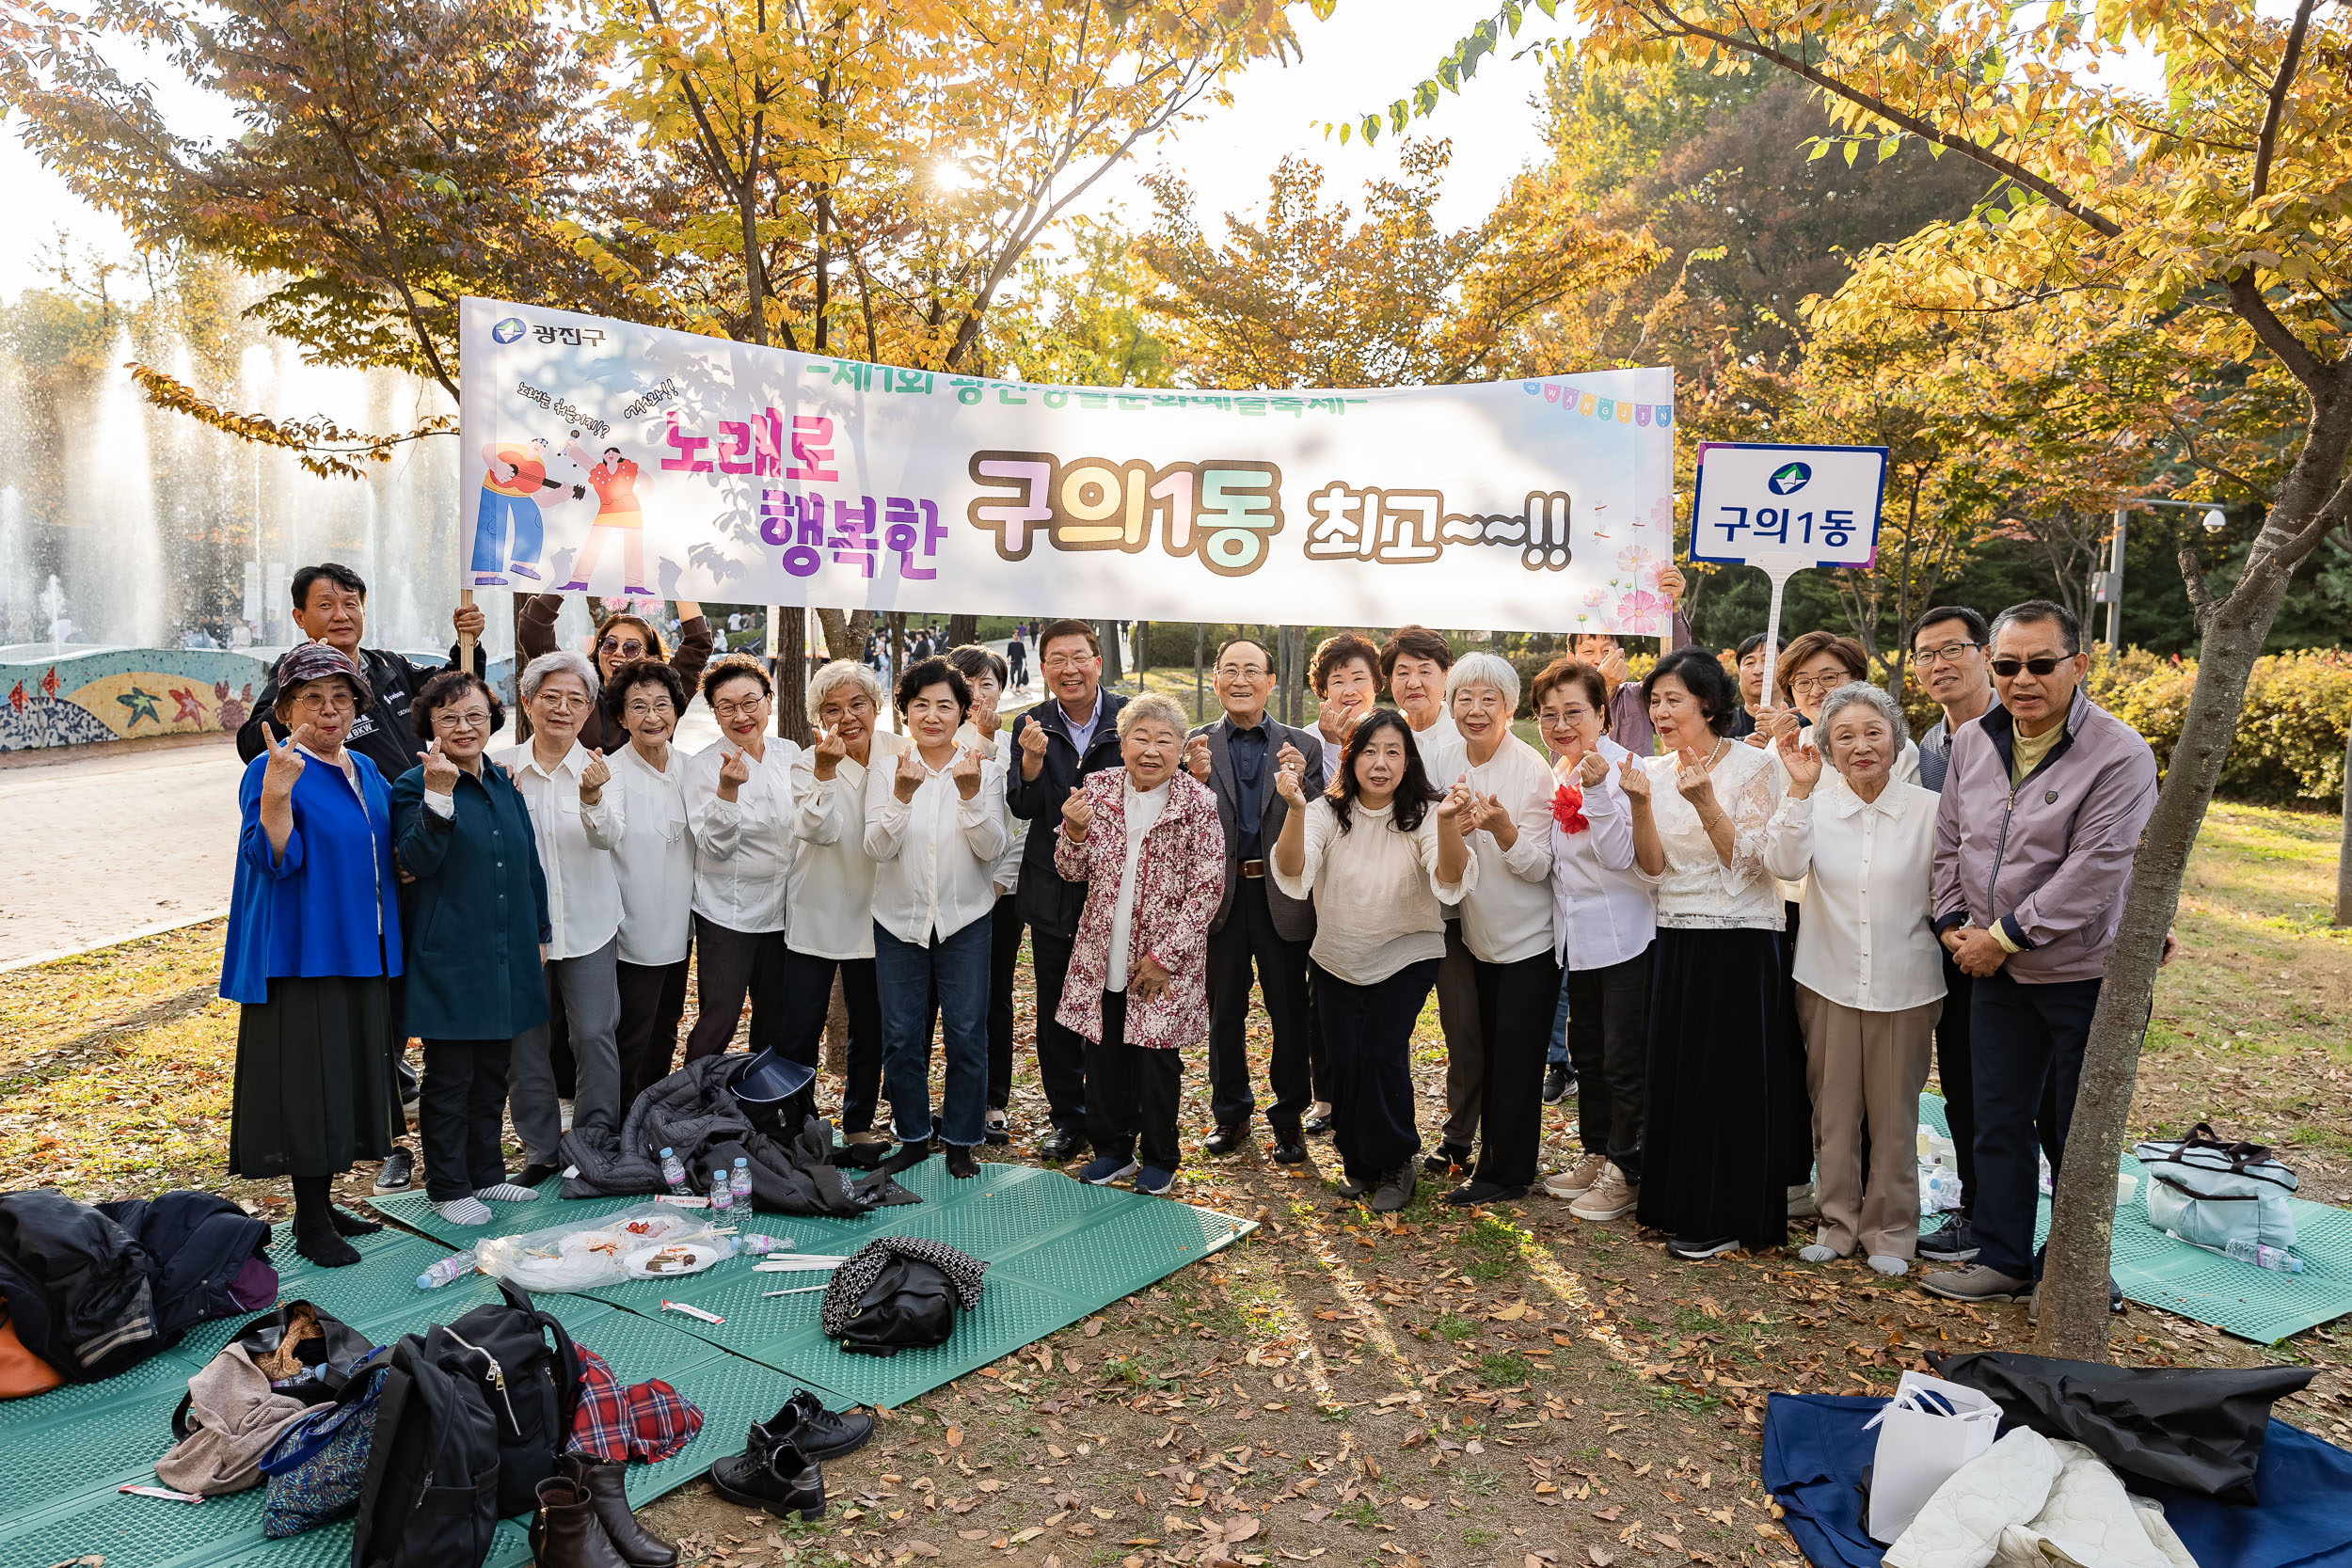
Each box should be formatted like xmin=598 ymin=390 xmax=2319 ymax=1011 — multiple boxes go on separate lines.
xmin=1689 ymin=441 xmax=1887 ymax=569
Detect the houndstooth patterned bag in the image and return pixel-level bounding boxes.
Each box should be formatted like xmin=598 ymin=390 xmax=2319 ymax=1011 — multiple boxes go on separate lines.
xmin=820 ymin=1237 xmax=987 ymax=1340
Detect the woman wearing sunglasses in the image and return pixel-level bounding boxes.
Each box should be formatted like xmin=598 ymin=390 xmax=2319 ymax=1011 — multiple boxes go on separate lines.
xmin=518 ymin=594 xmax=713 ymax=753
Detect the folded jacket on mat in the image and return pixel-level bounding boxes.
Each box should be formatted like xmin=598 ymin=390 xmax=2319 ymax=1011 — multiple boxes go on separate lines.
xmin=154 ymin=1341 xmax=313 ymax=1495
xmin=560 ymin=1052 xmax=918 ymax=1214
xmin=568 ymin=1345 xmax=702 ymax=1463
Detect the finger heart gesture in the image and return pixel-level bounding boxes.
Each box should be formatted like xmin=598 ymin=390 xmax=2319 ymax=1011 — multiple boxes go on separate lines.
xmin=1061 ymin=786 xmax=1095 ymax=836
xmin=421 ymin=737 xmax=459 ymax=794
xmin=578 ymin=748 xmax=610 ymax=801
xmin=949 ymin=745 xmax=983 ymax=800
xmin=893 ymin=745 xmax=927 ymax=803
xmin=1617 ymin=754 xmax=1651 ymax=800
xmin=1576 ymin=750 xmax=1609 ymax=787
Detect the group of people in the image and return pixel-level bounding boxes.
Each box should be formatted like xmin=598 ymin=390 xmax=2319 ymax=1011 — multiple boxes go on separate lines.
xmin=221 ymin=566 xmax=2158 ymax=1307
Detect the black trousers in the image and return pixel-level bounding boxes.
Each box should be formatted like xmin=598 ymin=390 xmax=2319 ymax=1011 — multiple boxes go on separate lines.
xmin=1935 ymin=951 xmax=1978 ymax=1214
xmin=1314 ymin=958 xmax=1439 ymax=1184
xmin=1084 ymin=990 xmax=1184 ymax=1170
xmin=780 ymin=948 xmax=883 ymax=1132
xmin=1027 ymin=927 xmax=1089 ymax=1134
xmin=1467 ymin=951 xmax=1562 ymax=1189
xmin=685 ymin=916 xmax=788 ymax=1063
xmin=1565 ymin=944 xmax=1654 ymax=1183
xmin=1969 ymin=971 xmax=2103 ymax=1280
xmin=419 ymin=1037 xmax=514 ymax=1202
xmin=1205 ymin=879 xmax=1313 ymax=1132
xmin=615 ymin=957 xmax=691 ymax=1113
xmin=987 ymin=893 xmax=1023 ymax=1113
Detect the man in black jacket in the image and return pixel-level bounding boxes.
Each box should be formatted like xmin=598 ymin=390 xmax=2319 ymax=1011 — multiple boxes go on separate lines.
xmin=1184 ymin=636 xmax=1326 ymax=1164
xmin=1006 ymin=619 xmax=1129 ymax=1162
xmin=236 ymin=562 xmax=486 ymax=1191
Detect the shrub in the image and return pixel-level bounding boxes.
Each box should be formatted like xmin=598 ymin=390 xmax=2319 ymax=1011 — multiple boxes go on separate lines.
xmin=2086 ymin=646 xmax=2350 ymax=807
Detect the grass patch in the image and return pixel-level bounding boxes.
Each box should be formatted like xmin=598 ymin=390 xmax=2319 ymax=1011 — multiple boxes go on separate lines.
xmin=1477 ymin=1353 xmax=1534 ymax=1386
xmin=1432 ymin=1312 xmax=1480 ymax=1342
xmin=1456 ymin=1467 xmax=1503 ymax=1497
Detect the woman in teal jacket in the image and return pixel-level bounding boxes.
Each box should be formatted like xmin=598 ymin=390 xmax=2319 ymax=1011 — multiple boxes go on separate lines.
xmin=390 ymin=670 xmax=552 ymax=1227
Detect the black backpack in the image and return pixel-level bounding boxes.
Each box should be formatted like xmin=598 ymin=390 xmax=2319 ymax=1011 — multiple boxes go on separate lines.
xmin=838 ymin=1255 xmax=960 ymax=1357
xmin=350 ymin=1325 xmax=502 ymax=1568
xmin=446 ymin=1278 xmax=583 ymax=1515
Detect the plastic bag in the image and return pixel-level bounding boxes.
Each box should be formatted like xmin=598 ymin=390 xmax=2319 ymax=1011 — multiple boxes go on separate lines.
xmin=474 ymin=1204 xmax=718 ymax=1292
xmin=1861 ymin=1370 xmax=2002 ymax=1543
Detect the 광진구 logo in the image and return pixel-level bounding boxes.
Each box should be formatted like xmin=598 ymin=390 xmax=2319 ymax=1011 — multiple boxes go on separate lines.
xmin=1767 ymin=461 xmax=1812 ymax=496
xmin=492 ymin=317 xmax=527 ymax=344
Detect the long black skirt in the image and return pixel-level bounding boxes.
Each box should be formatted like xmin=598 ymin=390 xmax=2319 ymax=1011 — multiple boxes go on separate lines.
xmin=230 ymin=975 xmax=402 ymax=1180
xmin=1635 ymin=927 xmax=1804 ymax=1250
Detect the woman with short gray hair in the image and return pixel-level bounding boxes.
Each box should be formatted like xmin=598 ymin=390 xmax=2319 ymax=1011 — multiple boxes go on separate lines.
xmin=787 ymin=657 xmax=902 ymax=1151
xmin=1762 ymin=680 xmax=1945 ymax=1275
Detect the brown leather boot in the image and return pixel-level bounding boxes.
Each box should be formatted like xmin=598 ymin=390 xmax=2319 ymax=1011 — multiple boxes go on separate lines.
xmin=530 ymin=1476 xmax=628 ymax=1568
xmin=561 ymin=1453 xmax=678 ymax=1568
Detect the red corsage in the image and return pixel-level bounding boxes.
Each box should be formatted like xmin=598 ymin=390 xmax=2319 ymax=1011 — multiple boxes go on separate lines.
xmin=1551 ymin=782 xmax=1588 ymax=834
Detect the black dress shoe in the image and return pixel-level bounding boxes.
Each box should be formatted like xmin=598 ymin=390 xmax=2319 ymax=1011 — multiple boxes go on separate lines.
xmin=1270 ymin=1132 xmax=1309 ymax=1165
xmin=1202 ymin=1123 xmax=1249 ymax=1158
xmin=760 ymin=1388 xmax=875 ymax=1461
xmin=1301 ymin=1110 xmax=1332 ymax=1136
xmin=1035 ymin=1128 xmax=1089 ymax=1163
xmin=513 ymin=1162 xmax=561 ymax=1189
xmin=1422 ymin=1142 xmax=1470 ymax=1176
xmin=372 ymin=1148 xmax=415 ymax=1193
xmin=1542 ymin=1064 xmax=1573 ymax=1104
xmin=561 ymin=1452 xmax=677 ymax=1567
xmin=1444 ymin=1179 xmax=1528 ymax=1207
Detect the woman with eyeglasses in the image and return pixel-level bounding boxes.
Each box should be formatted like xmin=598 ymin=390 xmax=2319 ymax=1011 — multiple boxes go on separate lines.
xmin=220 ymin=644 xmax=404 ymax=1267
xmin=518 ymin=595 xmax=713 ymax=753
xmin=1754 ymin=631 xmax=1920 ymax=784
xmin=601 ymin=659 xmax=702 ymax=1108
xmin=683 ymin=657 xmax=803 ymax=1073
xmin=389 ymin=670 xmax=550 ymax=1226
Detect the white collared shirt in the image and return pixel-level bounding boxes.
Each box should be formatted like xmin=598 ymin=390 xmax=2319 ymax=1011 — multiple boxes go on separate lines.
xmin=1762 ymin=771 xmax=1946 ymax=1011
xmin=1424 ymin=732 xmax=1556 ymax=964
xmin=493 ymin=740 xmax=624 ymax=960
xmin=955 ymin=721 xmax=1029 ymax=896
xmin=787 ymin=730 xmax=905 ymax=960
xmin=683 ymin=736 xmax=802 ymax=934
xmin=865 ymin=745 xmax=1009 ymax=945
xmin=1271 ymin=797 xmax=1478 ymax=986
xmin=1548 ymin=736 xmax=1657 ymax=972
xmin=1107 ymin=777 xmax=1172 ymax=990
xmin=1406 ymin=706 xmax=1462 ymax=777
xmin=608 ymin=743 xmax=695 ymax=966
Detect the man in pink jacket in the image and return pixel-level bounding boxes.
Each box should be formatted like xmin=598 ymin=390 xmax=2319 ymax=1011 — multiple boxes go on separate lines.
xmin=1921 ymin=600 xmax=2158 ymax=1304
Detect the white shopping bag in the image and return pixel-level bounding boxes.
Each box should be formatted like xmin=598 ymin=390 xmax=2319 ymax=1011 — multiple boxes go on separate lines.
xmin=1862 ymin=1370 xmax=2002 ymax=1544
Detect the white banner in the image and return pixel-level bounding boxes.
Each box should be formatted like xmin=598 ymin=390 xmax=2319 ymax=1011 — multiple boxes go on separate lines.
xmin=458 ymin=298 xmax=1678 ymax=634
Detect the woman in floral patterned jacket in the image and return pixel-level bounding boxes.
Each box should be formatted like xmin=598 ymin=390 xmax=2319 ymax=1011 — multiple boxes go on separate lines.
xmin=1052 ymin=693 xmax=1226 ymax=1196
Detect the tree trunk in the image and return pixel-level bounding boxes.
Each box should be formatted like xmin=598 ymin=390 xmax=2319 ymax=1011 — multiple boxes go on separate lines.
xmin=2036 ymin=391 xmax=2352 ymax=1358
xmin=773 ymin=607 xmax=811 ymax=745
xmin=1194 ymin=623 xmax=1205 ymax=723
xmin=815 ymin=608 xmax=874 ymax=662
xmin=510 ymin=590 xmax=535 ymax=741
xmin=1098 ymin=619 xmax=1124 ymax=685
xmin=946 ymin=613 xmax=978 ymax=650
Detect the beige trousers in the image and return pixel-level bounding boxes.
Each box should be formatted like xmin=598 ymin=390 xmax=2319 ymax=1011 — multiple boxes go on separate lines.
xmin=1795 ymin=986 xmax=1941 ymax=1259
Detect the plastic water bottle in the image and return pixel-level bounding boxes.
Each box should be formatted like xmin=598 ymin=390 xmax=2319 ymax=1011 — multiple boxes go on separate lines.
xmin=417 ymin=1248 xmax=478 ymax=1290
xmin=730 ymin=1157 xmax=753 ymax=1202
xmin=732 ymin=1233 xmax=792 ymax=1257
xmin=660 ymin=1147 xmax=690 ymax=1196
xmin=708 ymin=1168 xmax=734 ymax=1213
xmin=2225 ymin=1238 xmax=2304 ymax=1274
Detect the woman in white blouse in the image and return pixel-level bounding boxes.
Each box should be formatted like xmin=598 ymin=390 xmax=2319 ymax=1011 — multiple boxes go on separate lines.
xmin=1762 ymin=683 xmax=1944 ymax=1275
xmin=601 ymin=659 xmax=699 ymax=1111
xmin=788 ymin=659 xmax=902 ymax=1153
xmin=865 ymin=657 xmax=1007 ymax=1180
xmin=681 ymin=657 xmax=802 ymax=1069
xmin=946 ymin=643 xmax=1025 ymax=1147
xmin=1624 ymin=646 xmax=1804 ymax=1262
xmin=1428 ymin=653 xmax=1557 ymax=1207
xmin=1529 ymin=658 xmax=1654 ymax=1224
xmin=1271 ymin=709 xmax=1473 ymax=1214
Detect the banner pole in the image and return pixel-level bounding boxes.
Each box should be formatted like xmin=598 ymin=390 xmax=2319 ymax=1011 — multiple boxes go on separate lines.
xmin=457 ymin=587 xmax=476 ymax=670
xmin=1757 ymin=562 xmax=1798 ymax=726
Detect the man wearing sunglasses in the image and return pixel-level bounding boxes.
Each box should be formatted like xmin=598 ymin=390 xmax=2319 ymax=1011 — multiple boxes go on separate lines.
xmin=1922 ymin=600 xmax=2158 ymax=1305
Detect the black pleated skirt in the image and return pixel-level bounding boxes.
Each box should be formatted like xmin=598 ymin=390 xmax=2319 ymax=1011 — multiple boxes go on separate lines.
xmin=230 ymin=974 xmax=401 ymax=1180
xmin=1635 ymin=926 xmax=1805 ymax=1250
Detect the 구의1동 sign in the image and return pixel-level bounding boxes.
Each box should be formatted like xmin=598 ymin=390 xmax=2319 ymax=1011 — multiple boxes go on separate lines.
xmin=1689 ymin=441 xmax=1888 ymax=569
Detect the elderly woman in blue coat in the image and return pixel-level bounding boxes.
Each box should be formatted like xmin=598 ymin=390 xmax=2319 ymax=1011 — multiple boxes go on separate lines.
xmin=219 ymin=644 xmax=403 ymax=1268
xmin=390 ymin=670 xmax=553 ymax=1226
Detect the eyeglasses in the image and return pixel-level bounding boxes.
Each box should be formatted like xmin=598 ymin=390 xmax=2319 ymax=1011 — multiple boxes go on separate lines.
xmin=1915 ymin=641 xmax=1981 ymax=666
xmin=433 ymin=709 xmax=492 ymax=730
xmin=1541 ymin=707 xmax=1597 ymax=724
xmin=598 ymin=636 xmax=648 ymax=657
xmin=1991 ymin=656 xmax=2070 ymax=677
xmin=534 ymin=690 xmax=592 ymax=712
xmin=1788 ymin=673 xmax=1849 ymax=697
xmin=292 ymin=689 xmax=355 ymax=712
xmin=1216 ymin=664 xmax=1268 ymax=680
xmin=622 ymin=699 xmax=675 ymax=720
xmin=713 ymin=697 xmax=768 ymax=721
xmin=1042 ymin=653 xmax=1095 ymax=672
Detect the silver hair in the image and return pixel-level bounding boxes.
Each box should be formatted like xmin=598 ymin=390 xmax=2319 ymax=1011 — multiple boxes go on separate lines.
xmin=1117 ymin=691 xmax=1189 ymax=740
xmin=520 ymin=650 xmax=599 ymax=705
xmin=1815 ymin=681 xmax=1909 ymax=753
xmin=806 ymin=657 xmax=883 ymax=721
xmin=1445 ymin=650 xmax=1521 ymax=714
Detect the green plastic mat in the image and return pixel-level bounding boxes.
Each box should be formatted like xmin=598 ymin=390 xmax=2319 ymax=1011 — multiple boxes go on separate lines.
xmin=1915 ymin=1093 xmax=2352 ymax=1343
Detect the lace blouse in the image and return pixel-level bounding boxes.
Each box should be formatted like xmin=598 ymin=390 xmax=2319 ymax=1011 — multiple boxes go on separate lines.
xmin=1634 ymin=739 xmax=1785 ymax=931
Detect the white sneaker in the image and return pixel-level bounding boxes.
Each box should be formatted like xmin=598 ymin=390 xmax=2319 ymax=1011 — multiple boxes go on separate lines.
xmin=1542 ymin=1152 xmax=1610 ymax=1200
xmin=1569 ymin=1164 xmax=1637 ymax=1221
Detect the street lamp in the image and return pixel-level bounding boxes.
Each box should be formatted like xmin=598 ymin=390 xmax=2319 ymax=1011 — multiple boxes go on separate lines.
xmin=2097 ymin=499 xmax=2229 ymax=653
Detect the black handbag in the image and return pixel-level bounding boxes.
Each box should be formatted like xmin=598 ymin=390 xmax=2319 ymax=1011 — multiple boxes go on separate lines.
xmin=172 ymin=1300 xmax=374 ymax=1435
xmin=836 ymin=1255 xmax=960 ymax=1357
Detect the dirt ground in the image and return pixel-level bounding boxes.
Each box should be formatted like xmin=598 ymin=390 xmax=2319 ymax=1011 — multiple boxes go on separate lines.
xmin=4 ymin=800 xmax=2349 ymax=1568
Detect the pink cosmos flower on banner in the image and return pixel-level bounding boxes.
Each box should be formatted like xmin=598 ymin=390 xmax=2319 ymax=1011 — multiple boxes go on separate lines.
xmin=1616 ymin=588 xmax=1668 ymax=630
xmin=1616 ymin=544 xmax=1659 ymax=574
xmin=1649 ymin=496 xmax=1677 ymax=528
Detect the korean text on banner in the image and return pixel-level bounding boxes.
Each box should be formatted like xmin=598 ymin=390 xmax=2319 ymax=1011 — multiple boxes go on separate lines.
xmin=457 ymin=298 xmax=1678 ymax=634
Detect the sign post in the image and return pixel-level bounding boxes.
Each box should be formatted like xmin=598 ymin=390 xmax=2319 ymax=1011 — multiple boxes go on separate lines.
xmin=1689 ymin=442 xmax=1889 ymax=715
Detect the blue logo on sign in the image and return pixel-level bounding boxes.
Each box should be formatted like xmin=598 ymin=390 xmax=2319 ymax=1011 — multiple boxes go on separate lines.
xmin=492 ymin=317 xmax=526 ymax=344
xmin=1768 ymin=461 xmax=1812 ymax=496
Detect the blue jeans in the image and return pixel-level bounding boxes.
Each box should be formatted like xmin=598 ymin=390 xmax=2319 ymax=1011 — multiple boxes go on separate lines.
xmin=873 ymin=916 xmax=992 ymax=1148
xmin=1549 ymin=970 xmax=1571 ymax=1066
xmin=472 ymin=489 xmax=543 ymax=573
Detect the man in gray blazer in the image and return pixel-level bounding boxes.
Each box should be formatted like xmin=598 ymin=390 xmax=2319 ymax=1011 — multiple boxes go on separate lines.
xmin=1184 ymin=636 xmax=1327 ymax=1164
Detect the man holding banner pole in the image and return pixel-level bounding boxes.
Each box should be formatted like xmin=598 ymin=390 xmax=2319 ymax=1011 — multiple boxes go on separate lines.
xmin=1008 ymin=620 xmax=1130 ymax=1162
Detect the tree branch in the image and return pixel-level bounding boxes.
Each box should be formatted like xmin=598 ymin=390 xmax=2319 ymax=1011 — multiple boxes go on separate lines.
xmin=2177 ymin=546 xmax=2218 ymax=634
xmin=2250 ymin=0 xmax=2315 ymax=199
xmin=2225 ymin=270 xmax=2328 ymax=391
